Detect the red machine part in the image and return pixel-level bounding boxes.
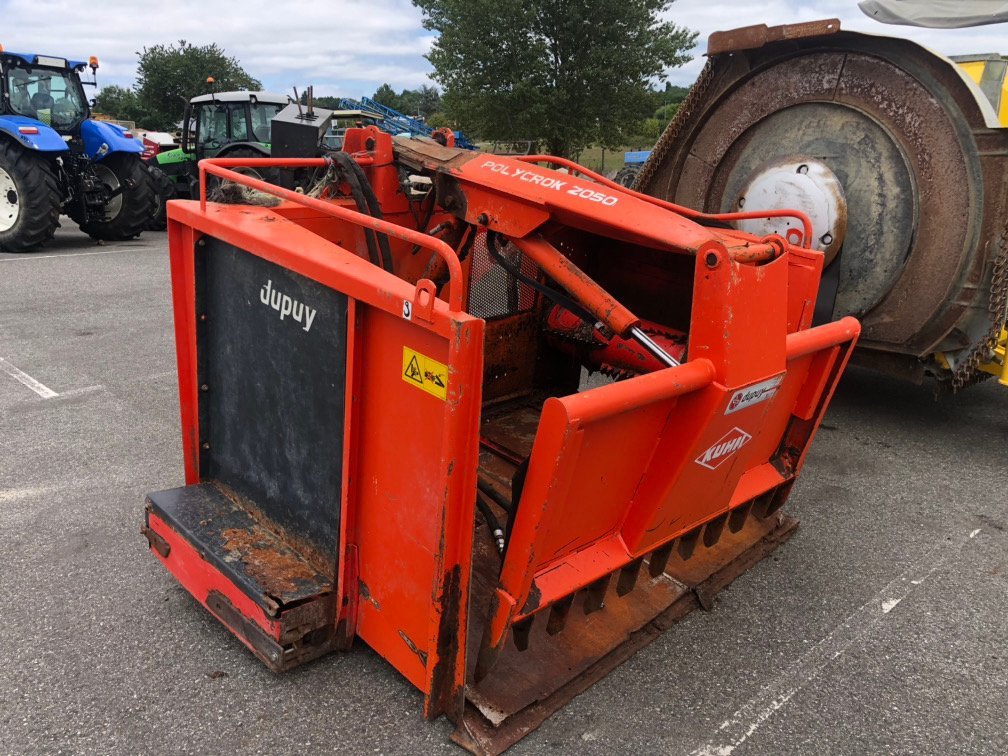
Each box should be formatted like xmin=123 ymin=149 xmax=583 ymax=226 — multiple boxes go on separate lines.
xmin=144 ymin=127 xmax=860 ymax=752
xmin=544 ymin=304 xmax=687 ymax=376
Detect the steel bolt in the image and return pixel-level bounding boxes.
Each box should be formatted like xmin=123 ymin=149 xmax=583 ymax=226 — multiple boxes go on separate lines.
xmin=820 ymin=233 xmax=833 ymax=245
xmin=200 ymin=384 xmax=209 ymax=392
xmin=197 ymin=238 xmax=206 ymax=247
xmin=737 ymin=196 xmax=745 ymax=208
xmin=201 ymin=442 xmax=210 ymax=450
xmin=797 ymin=164 xmax=809 ymax=174
xmin=476 ymin=212 xmax=490 ymax=226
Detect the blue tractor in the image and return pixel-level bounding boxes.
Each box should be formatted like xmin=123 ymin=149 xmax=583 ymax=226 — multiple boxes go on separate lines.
xmin=0 ymin=48 xmax=156 ymax=252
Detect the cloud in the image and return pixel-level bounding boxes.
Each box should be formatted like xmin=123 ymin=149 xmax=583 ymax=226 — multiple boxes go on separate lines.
xmin=0 ymin=0 xmax=436 ymax=96
xmin=0 ymin=0 xmax=1002 ymax=96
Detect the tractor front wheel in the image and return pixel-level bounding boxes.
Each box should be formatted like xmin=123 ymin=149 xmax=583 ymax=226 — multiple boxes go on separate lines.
xmin=79 ymin=154 xmax=158 ymax=241
xmin=0 ymin=140 xmax=61 ymax=253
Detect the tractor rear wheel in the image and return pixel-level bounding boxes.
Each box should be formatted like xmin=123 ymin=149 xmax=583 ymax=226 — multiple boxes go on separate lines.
xmin=79 ymin=153 xmax=158 ymax=241
xmin=0 ymin=140 xmax=61 ymax=253
xmin=613 ymin=166 xmax=641 ymax=188
xmin=206 ymin=147 xmax=282 ymax=198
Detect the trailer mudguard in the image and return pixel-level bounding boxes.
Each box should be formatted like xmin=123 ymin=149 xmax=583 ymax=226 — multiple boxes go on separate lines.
xmin=0 ymin=115 xmax=68 ymax=152
xmin=80 ymin=118 xmax=143 ymax=159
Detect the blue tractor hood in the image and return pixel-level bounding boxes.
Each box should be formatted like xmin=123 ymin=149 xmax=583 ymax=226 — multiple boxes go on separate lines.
xmin=0 ymin=115 xmax=69 ymax=152
xmin=80 ymin=119 xmax=143 ymax=159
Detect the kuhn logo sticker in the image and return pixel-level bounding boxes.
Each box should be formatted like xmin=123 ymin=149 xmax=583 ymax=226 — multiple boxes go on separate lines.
xmin=725 ymin=375 xmax=783 ymax=415
xmin=260 ymin=279 xmax=316 ymax=332
xmin=696 ymin=427 xmax=752 ymax=470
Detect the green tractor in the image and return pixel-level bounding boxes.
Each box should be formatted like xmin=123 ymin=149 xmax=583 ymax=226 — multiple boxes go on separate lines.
xmin=148 ymin=90 xmax=291 ymax=228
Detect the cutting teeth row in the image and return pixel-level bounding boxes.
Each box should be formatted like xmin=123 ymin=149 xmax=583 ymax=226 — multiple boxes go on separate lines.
xmin=598 ymin=363 xmax=637 ymax=381
xmin=511 ymin=490 xmax=782 ymax=648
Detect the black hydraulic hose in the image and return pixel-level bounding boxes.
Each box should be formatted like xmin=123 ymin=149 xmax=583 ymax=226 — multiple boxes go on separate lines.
xmin=485 ymin=231 xmax=597 ymax=326
xmin=328 ymin=155 xmax=381 ymax=269
xmin=477 ymin=478 xmax=513 ymax=514
xmin=475 ymin=492 xmax=505 ymax=555
xmin=334 ymin=151 xmax=394 ymax=273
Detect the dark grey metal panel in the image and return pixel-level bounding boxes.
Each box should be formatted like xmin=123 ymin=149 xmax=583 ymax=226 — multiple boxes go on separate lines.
xmin=196 ymin=238 xmax=347 ymax=561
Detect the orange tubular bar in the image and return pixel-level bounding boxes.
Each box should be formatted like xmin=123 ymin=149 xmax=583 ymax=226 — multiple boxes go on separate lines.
xmin=197 ymin=157 xmax=466 ymax=311
xmin=516 ymin=154 xmax=815 ymax=249
xmin=558 ymin=357 xmax=718 ymax=423
xmin=786 ymin=316 xmax=861 ymax=358
xmin=511 ymin=235 xmax=640 ymax=336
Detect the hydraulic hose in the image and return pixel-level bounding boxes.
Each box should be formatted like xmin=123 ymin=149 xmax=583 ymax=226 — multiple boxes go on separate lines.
xmin=477 ymin=477 xmax=513 ymax=514
xmin=330 ymin=152 xmax=394 ymax=273
xmin=475 ymin=492 xmax=505 ymax=554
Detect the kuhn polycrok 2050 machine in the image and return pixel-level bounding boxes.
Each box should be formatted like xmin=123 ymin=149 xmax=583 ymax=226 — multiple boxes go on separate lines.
xmin=142 ymin=126 xmax=858 ymax=752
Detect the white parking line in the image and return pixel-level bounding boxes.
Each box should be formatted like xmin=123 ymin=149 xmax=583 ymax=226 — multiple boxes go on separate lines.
xmin=0 ymin=357 xmax=59 ymax=398
xmin=689 ymin=527 xmax=984 ymax=756
xmin=0 ymin=247 xmax=151 ymax=263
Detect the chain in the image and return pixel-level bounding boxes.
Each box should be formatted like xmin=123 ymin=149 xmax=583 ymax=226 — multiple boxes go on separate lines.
xmin=951 ymin=213 xmax=1008 ymax=391
xmin=632 ymin=58 xmax=716 ymax=193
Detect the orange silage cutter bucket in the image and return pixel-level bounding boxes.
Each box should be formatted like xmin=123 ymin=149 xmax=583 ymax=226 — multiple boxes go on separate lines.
xmin=142 ymin=130 xmax=859 ymax=754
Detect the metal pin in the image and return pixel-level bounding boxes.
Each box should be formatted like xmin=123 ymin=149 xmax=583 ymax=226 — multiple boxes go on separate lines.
xmin=630 ymin=326 xmax=679 ymax=368
xmin=617 ymin=558 xmax=644 ymax=597
xmin=703 ymin=513 xmax=729 ymax=548
xmin=648 ymin=542 xmax=674 ymax=577
xmin=583 ymin=575 xmax=611 ymax=614
xmin=728 ymin=501 xmax=753 ymax=533
xmin=678 ymin=527 xmax=702 ymax=560
xmin=547 ymin=595 xmax=574 ymax=635
xmin=512 ymin=617 xmax=533 ymax=651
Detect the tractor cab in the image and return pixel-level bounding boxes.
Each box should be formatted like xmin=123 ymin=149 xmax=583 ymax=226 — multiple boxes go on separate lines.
xmin=1 ymin=51 xmax=92 ymax=134
xmin=180 ymin=91 xmax=290 ymax=160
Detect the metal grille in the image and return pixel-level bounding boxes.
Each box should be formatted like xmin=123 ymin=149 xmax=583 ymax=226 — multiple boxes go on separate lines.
xmin=468 ymin=230 xmax=539 ymax=319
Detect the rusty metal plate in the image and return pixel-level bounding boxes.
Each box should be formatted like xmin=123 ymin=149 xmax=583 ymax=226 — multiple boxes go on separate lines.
xmin=454 ymin=513 xmax=799 ymax=755
xmin=146 ymin=482 xmax=334 ymax=611
xmin=707 ymin=18 xmax=841 ymax=56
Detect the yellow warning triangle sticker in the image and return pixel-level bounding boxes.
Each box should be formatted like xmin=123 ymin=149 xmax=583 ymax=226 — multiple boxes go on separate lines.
xmin=404 ymin=354 xmax=423 ymax=384
xmin=402 ymin=346 xmax=448 ymax=400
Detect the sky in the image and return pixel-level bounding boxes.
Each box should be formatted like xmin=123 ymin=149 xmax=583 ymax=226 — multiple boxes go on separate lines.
xmin=0 ymin=0 xmax=1005 ymax=98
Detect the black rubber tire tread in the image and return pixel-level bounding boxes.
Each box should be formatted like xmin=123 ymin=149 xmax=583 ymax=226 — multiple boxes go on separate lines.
xmin=613 ymin=166 xmax=641 ymax=188
xmin=145 ymin=162 xmax=176 ymax=231
xmin=207 ymin=146 xmax=282 ymax=194
xmin=0 ymin=139 xmax=61 ymax=253
xmin=79 ymin=153 xmax=158 ymax=241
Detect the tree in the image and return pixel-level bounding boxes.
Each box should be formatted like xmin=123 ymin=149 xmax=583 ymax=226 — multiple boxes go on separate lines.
xmin=373 ymin=83 xmax=399 ymax=109
xmin=427 ymin=111 xmax=450 ymax=128
xmin=134 ymin=40 xmax=261 ymax=129
xmin=93 ymin=85 xmax=145 ymax=123
xmin=417 ymin=85 xmax=441 ymax=119
xmin=413 ymin=0 xmax=696 ymax=156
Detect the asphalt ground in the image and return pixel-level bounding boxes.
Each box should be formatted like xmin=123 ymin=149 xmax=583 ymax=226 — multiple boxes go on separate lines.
xmin=1 ymin=227 xmax=1006 ymax=755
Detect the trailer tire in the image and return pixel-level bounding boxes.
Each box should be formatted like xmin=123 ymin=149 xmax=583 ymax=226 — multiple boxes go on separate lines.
xmin=0 ymin=140 xmax=61 ymax=253
xmin=79 ymin=153 xmax=158 ymax=241
xmin=145 ymin=163 xmax=176 ymax=231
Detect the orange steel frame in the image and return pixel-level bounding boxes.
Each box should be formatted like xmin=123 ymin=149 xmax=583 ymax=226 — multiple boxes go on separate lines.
xmin=148 ymin=128 xmax=860 ymax=730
